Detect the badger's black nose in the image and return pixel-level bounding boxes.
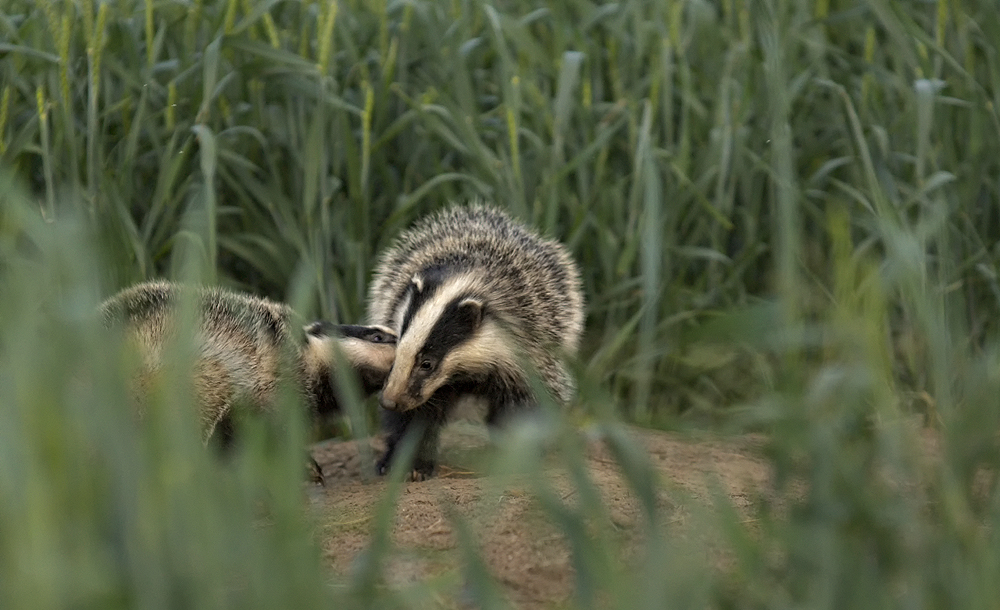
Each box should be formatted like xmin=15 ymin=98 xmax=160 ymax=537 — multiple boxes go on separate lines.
xmin=379 ymin=395 xmax=397 ymax=411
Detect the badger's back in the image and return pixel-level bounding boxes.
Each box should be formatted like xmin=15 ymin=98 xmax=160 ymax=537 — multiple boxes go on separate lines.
xmin=101 ymin=281 xmax=301 ymax=426
xmin=367 ymin=204 xmax=584 ymax=354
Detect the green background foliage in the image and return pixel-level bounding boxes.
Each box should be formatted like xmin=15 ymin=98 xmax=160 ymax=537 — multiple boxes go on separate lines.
xmin=4 ymin=0 xmax=996 ymax=417
xmin=2 ymin=0 xmax=1000 ymax=607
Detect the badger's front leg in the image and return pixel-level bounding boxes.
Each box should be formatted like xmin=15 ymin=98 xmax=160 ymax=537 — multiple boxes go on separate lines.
xmin=376 ymin=407 xmax=443 ymax=481
xmin=484 ymin=384 xmax=536 ymax=429
xmin=377 ymin=385 xmax=463 ymax=480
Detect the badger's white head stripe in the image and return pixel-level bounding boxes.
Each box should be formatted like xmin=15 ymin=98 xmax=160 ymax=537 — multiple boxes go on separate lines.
xmin=381 ymin=273 xmax=482 ymax=408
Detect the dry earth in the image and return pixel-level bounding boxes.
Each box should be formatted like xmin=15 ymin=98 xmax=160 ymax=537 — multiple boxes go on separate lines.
xmin=307 ymin=420 xmax=775 ymax=609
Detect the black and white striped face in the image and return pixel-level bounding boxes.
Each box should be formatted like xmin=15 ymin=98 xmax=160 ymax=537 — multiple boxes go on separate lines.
xmin=379 ymin=272 xmax=518 ymax=412
xmin=304 ymin=321 xmax=397 ymax=374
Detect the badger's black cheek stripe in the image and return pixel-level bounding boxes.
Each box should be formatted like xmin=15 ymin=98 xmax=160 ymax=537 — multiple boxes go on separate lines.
xmin=399 ymin=269 xmax=446 ymax=336
xmin=334 ymin=324 xmax=383 ymax=340
xmin=407 ymin=373 xmax=425 ymax=399
xmin=366 ymin=330 xmax=396 ymax=344
xmin=399 ymin=283 xmax=426 ymax=336
xmin=311 ymin=323 xmax=396 ymax=345
xmin=307 ymin=320 xmax=338 ymax=338
xmin=399 ymin=301 xmax=417 ymax=337
xmin=417 ymin=298 xmax=482 ymax=362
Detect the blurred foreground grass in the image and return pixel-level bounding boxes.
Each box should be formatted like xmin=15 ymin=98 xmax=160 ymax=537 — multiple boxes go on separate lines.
xmin=2 ymin=0 xmax=1000 ymax=607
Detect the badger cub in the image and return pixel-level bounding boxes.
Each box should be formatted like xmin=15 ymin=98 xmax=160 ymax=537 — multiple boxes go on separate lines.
xmin=101 ymin=281 xmax=397 ymax=448
xmin=367 ymin=203 xmax=584 ymax=480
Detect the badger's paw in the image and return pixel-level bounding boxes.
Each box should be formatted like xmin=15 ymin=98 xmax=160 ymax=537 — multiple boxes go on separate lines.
xmin=375 ymin=452 xmax=436 ymax=481
xmin=408 ymin=458 xmax=437 ymax=481
xmin=375 ymin=451 xmax=392 ymax=477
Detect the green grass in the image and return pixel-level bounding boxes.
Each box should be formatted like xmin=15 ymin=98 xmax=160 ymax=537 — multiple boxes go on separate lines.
xmin=2 ymin=0 xmax=1000 ymax=607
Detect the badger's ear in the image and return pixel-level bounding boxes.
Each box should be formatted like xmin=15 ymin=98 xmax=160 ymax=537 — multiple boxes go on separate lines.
xmin=304 ymin=320 xmax=335 ymax=338
xmin=456 ymin=297 xmax=484 ymax=329
xmin=410 ymin=274 xmax=425 ymax=294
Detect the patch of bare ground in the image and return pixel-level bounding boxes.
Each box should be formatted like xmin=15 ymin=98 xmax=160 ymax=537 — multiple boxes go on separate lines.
xmin=309 ymin=422 xmax=773 ymax=609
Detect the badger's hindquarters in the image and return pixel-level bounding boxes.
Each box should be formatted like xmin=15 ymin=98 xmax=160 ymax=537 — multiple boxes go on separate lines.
xmin=101 ymin=281 xmax=398 ymax=482
xmin=367 ymin=204 xmax=584 ymax=480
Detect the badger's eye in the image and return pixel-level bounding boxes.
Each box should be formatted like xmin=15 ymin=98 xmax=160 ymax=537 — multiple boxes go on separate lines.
xmin=418 ymin=359 xmax=434 ymax=371
xmin=370 ymin=332 xmax=385 ymax=343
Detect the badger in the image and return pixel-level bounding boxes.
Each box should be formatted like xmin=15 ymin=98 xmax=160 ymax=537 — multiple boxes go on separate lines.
xmin=100 ymin=281 xmax=397 ymax=452
xmin=366 ymin=203 xmax=584 ymax=479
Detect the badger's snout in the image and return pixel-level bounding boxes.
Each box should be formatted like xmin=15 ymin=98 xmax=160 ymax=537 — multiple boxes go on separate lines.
xmin=379 ymin=394 xmax=397 ymax=411
xmin=379 ymin=366 xmax=411 ymax=411
xmin=379 ymin=393 xmax=417 ymax=412
xmin=379 ymin=387 xmax=421 ymax=412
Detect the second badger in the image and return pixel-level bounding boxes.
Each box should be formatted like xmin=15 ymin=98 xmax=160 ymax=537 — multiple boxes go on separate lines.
xmin=367 ymin=203 xmax=585 ymax=479
xmin=101 ymin=281 xmax=396 ymax=448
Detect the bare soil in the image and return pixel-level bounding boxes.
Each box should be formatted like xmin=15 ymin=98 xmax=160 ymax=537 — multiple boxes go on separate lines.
xmin=308 ymin=421 xmax=773 ymax=609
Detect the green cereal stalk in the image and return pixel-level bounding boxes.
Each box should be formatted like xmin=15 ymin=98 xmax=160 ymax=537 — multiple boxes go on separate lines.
xmin=223 ymin=0 xmax=238 ymax=35
xmin=263 ymin=14 xmax=280 ymax=49
xmin=936 ymin=0 xmax=948 ymax=48
xmin=916 ymin=40 xmax=928 ymax=79
xmin=318 ymin=0 xmax=338 ymax=72
xmin=862 ymin=26 xmax=875 ymax=110
xmin=57 ymin=9 xmax=78 ymax=201
xmin=647 ymin=44 xmax=661 ymax=115
xmin=964 ymin=15 xmax=975 ymax=77
xmin=58 ymin=13 xmax=71 ymax=112
xmin=815 ymin=0 xmax=829 ymax=39
xmin=299 ymin=0 xmax=314 ymax=58
xmin=360 ymin=82 xmax=373 ymax=197
xmin=120 ymin=96 xmax=132 ymax=146
xmin=218 ymin=96 xmax=231 ymax=124
xmin=185 ymin=0 xmax=204 ymax=56
xmin=400 ymin=0 xmax=413 ymax=34
xmin=0 ymin=87 xmax=10 ymax=155
xmin=815 ymin=0 xmax=829 ymax=20
xmin=38 ymin=0 xmax=58 ymax=44
xmin=738 ymin=0 xmax=750 ymax=42
xmin=607 ymin=38 xmax=621 ymax=100
xmin=375 ymin=0 xmax=387 ymax=56
xmin=506 ymin=76 xmax=522 ymax=194
xmin=81 ymin=0 xmax=93 ymax=43
xmin=167 ymin=81 xmax=177 ymax=131
xmin=87 ymin=2 xmax=109 ymax=214
xmin=89 ymin=3 xmax=109 ymax=107
xmin=36 ymin=87 xmax=55 ymax=220
xmin=240 ymin=0 xmax=253 ymax=39
xmin=660 ymin=38 xmax=674 ymax=146
xmin=668 ymin=0 xmax=683 ymax=54
xmin=145 ymin=0 xmax=155 ymax=68
xmin=249 ymin=79 xmax=264 ymax=125
xmin=381 ymin=36 xmax=398 ymax=91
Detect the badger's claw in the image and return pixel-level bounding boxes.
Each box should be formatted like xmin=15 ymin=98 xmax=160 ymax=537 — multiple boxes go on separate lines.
xmin=375 ymin=452 xmax=436 ymax=481
xmin=308 ymin=456 xmax=325 ymax=486
xmin=408 ymin=459 xmax=437 ymax=481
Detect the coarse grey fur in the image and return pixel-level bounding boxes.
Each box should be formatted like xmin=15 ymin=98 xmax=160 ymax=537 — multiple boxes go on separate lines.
xmin=101 ymin=281 xmax=397 ymax=447
xmin=366 ymin=202 xmax=584 ymax=479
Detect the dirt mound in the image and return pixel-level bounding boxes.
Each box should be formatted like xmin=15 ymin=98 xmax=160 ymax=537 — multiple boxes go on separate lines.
xmin=309 ymin=423 xmax=771 ymax=608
